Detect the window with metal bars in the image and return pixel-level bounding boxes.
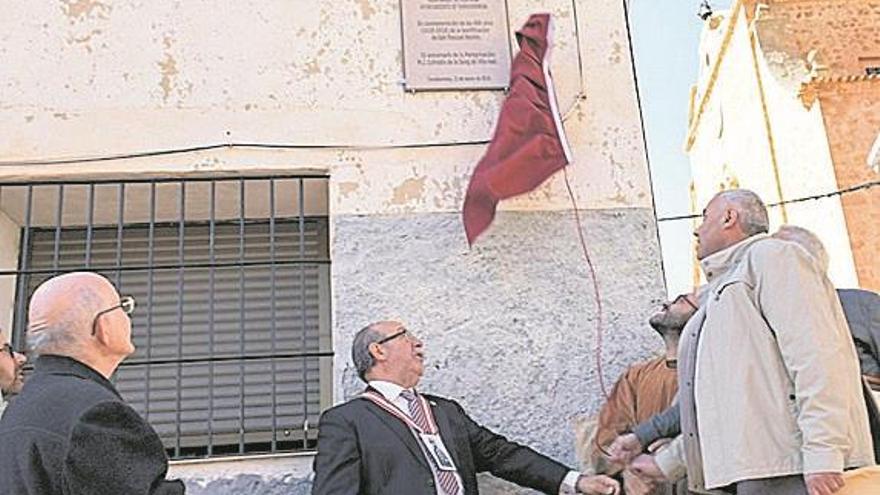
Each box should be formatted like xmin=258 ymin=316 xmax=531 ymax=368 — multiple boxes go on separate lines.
xmin=0 ymin=176 xmax=332 ymax=459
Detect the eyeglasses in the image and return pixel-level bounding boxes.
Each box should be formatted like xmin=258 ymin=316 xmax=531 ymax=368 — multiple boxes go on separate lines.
xmin=377 ymin=328 xmax=410 ymax=345
xmin=663 ymin=294 xmax=698 ymax=312
xmin=91 ymin=295 xmax=136 ymax=336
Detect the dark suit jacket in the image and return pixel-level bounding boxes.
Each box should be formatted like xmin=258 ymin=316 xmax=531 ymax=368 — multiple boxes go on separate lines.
xmin=311 ymin=390 xmax=570 ymax=495
xmin=0 ymin=355 xmax=185 ymax=495
xmin=838 ymin=288 xmax=880 ymax=377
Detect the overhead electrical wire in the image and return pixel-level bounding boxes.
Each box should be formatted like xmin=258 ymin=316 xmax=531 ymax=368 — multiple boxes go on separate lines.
xmin=657 ymin=179 xmax=880 ymax=223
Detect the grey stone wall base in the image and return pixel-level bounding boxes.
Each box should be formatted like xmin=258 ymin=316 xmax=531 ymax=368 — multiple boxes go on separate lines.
xmin=181 ymin=472 xmax=528 ymax=494
xmin=183 ymin=475 xmax=311 ymax=495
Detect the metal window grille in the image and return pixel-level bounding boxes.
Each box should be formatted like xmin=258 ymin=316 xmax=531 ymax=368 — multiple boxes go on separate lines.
xmin=0 ymin=175 xmax=332 ymax=459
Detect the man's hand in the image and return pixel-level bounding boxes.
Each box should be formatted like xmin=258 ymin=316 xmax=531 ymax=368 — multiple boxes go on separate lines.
xmin=805 ymin=472 xmax=845 ymax=495
xmin=607 ymin=433 xmax=643 ymax=465
xmin=622 ymin=468 xmax=656 ymax=495
xmin=576 ymin=474 xmax=620 ymax=495
xmin=629 ymin=454 xmax=667 ymax=483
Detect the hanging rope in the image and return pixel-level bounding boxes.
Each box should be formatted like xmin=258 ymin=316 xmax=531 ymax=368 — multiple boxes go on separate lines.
xmin=562 ymin=168 xmax=609 ymax=400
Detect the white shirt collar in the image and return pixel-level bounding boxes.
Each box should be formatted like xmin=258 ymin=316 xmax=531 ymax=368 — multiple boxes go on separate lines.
xmin=368 ymin=380 xmax=409 ymax=402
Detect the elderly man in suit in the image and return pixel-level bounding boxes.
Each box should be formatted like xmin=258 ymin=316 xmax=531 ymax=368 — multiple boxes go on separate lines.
xmin=312 ymin=320 xmax=620 ymax=495
xmin=0 ymin=272 xmax=185 ymax=494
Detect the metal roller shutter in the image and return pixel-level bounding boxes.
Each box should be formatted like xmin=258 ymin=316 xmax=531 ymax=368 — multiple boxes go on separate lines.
xmin=22 ymin=218 xmax=330 ymax=458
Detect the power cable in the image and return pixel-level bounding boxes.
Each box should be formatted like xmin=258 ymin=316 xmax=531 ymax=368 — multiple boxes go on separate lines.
xmin=657 ymin=179 xmax=879 ymax=222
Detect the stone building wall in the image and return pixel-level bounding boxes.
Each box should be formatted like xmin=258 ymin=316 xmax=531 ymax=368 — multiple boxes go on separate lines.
xmin=0 ymin=1 xmax=665 ymax=492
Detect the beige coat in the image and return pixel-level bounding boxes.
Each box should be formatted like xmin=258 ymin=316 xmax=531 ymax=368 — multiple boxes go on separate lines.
xmin=657 ymin=235 xmax=874 ymax=490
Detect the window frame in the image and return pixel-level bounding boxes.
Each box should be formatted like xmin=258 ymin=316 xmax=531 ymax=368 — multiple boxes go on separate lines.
xmin=2 ymin=175 xmax=333 ymax=460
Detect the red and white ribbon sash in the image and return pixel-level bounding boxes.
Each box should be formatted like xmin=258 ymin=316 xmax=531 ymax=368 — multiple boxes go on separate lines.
xmin=359 ymin=389 xmax=440 ymax=434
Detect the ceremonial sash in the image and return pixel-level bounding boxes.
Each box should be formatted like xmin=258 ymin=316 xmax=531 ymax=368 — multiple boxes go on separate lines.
xmin=358 ymin=389 xmax=440 ymax=434
xmin=360 ymin=388 xmax=462 ymax=492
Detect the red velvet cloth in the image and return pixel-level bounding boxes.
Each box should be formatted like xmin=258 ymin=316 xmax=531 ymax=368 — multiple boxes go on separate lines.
xmin=462 ymin=13 xmax=572 ymax=245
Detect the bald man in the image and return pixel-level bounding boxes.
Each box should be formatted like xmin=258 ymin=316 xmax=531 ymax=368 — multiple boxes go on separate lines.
xmin=0 ymin=272 xmax=185 ymax=494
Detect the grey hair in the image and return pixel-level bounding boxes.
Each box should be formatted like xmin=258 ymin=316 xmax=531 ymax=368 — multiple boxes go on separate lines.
xmin=27 ymin=276 xmax=104 ymax=356
xmin=351 ymin=323 xmax=385 ymax=382
xmin=27 ymin=321 xmax=81 ymax=355
xmin=717 ymin=189 xmax=769 ymax=236
xmin=772 ymin=225 xmax=830 ymax=274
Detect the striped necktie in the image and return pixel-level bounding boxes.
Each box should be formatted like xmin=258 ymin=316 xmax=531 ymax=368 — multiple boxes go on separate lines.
xmin=400 ymin=390 xmax=462 ymax=495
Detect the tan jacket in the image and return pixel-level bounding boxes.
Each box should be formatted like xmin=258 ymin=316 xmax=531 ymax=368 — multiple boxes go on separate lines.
xmin=657 ymin=235 xmax=874 ymax=490
xmin=590 ymin=356 xmax=679 ymax=495
xmin=590 ymin=356 xmax=678 ymax=469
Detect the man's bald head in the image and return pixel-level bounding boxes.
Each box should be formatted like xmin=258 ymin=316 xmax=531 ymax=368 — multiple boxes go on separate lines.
xmin=28 ymin=272 xmax=119 ymax=355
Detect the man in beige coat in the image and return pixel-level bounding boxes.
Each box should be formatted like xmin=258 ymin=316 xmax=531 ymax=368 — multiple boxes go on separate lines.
xmin=630 ymin=190 xmax=873 ymax=495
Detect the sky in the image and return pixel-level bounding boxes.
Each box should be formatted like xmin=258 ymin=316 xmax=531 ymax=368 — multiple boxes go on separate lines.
xmin=628 ymin=0 xmax=732 ymax=296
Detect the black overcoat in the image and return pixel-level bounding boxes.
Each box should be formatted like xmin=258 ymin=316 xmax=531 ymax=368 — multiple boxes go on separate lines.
xmin=0 ymin=355 xmax=185 ymax=495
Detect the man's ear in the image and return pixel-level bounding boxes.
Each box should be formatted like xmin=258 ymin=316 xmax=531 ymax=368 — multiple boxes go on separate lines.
xmin=92 ymin=317 xmax=111 ymax=347
xmin=368 ymin=342 xmax=386 ymax=363
xmin=722 ymin=208 xmax=739 ymax=230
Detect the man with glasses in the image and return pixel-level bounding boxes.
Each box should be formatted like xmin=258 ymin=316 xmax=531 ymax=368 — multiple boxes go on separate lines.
xmin=312 ymin=320 xmax=621 ymax=495
xmin=0 ymin=271 xmax=185 ymax=494
xmin=0 ymin=329 xmax=27 ymax=418
xmin=588 ymin=290 xmax=699 ymax=494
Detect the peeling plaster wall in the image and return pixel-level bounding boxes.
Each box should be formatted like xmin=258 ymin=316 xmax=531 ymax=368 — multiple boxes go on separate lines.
xmin=0 ymin=0 xmax=652 ymax=213
xmin=688 ymin=10 xmax=787 ymax=223
xmin=1 ymin=1 xmax=664 ymax=492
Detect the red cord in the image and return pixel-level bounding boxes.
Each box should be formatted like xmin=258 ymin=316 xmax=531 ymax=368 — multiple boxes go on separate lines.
xmin=562 ymin=166 xmax=609 ymax=401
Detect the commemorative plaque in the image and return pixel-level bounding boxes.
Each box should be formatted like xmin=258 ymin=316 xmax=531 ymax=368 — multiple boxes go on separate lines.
xmin=400 ymin=0 xmax=512 ymax=91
